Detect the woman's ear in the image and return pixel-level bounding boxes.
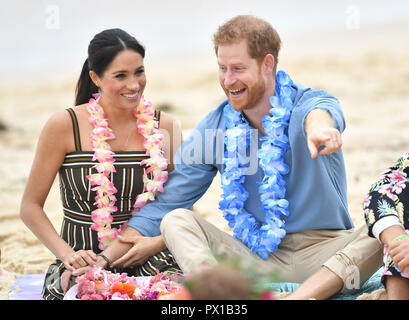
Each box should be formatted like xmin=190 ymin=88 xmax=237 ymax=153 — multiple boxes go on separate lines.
xmin=263 ymin=54 xmax=275 ymax=75
xmin=89 ymin=70 xmax=100 ymax=88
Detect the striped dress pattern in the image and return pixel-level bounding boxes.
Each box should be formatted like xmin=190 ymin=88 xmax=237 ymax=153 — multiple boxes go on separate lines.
xmin=42 ymin=108 xmax=179 ymax=300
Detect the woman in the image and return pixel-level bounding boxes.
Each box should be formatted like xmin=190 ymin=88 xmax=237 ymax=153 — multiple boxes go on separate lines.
xmin=364 ymin=152 xmax=409 ymax=299
xmin=20 ymin=29 xmax=181 ymax=300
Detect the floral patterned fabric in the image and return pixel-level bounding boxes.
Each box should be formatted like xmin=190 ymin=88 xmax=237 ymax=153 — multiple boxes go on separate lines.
xmin=364 ymin=152 xmax=409 ymax=283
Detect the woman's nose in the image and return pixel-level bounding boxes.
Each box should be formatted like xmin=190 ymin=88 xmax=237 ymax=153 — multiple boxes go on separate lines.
xmin=127 ymin=76 xmax=140 ymax=91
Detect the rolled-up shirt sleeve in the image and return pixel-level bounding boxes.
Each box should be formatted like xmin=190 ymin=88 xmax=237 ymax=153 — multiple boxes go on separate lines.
xmin=297 ymin=89 xmax=346 ymax=138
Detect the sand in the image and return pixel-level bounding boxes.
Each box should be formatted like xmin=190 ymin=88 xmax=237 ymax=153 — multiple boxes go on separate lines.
xmin=1 ymin=21 xmax=409 ymax=300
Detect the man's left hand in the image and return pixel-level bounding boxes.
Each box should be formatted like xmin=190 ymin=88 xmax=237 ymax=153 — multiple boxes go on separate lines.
xmin=306 ymin=126 xmax=342 ymax=159
xmin=110 ymin=234 xmax=158 ymax=268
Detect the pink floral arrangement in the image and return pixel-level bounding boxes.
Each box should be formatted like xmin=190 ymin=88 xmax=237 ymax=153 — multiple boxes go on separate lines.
xmin=75 ymin=267 xmax=183 ymax=300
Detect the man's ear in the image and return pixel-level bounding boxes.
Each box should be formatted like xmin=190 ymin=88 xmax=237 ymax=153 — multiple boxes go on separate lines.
xmin=89 ymin=70 xmax=100 ymax=88
xmin=262 ymin=54 xmax=275 ymax=75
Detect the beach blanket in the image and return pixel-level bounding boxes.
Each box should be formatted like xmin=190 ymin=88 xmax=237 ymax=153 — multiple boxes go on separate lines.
xmin=267 ymin=267 xmax=384 ymax=300
xmin=9 ymin=268 xmax=384 ymax=300
xmin=8 ymin=273 xmax=45 ymax=300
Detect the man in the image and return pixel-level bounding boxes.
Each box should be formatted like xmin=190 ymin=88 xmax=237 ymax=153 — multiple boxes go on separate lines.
xmin=92 ymin=15 xmax=383 ymax=299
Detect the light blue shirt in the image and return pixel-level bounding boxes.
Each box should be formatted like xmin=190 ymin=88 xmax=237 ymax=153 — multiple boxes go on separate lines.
xmin=128 ymin=82 xmax=354 ymax=237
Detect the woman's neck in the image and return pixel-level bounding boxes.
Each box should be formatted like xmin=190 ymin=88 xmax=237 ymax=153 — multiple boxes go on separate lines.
xmin=99 ymin=97 xmax=135 ymax=127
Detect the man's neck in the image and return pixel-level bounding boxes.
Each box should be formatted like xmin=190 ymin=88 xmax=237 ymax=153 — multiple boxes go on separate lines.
xmin=242 ymin=106 xmax=270 ymax=136
xmin=242 ymin=81 xmax=276 ymax=136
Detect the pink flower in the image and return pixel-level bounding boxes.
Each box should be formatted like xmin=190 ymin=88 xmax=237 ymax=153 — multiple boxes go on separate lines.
xmin=259 ymin=291 xmax=276 ymax=300
xmin=363 ymin=194 xmax=372 ymax=208
xmin=111 ymin=292 xmax=130 ymax=300
xmin=378 ymin=184 xmax=395 ymax=200
xmin=392 ymin=180 xmax=406 ymax=194
xmin=388 ymin=170 xmax=407 ymax=183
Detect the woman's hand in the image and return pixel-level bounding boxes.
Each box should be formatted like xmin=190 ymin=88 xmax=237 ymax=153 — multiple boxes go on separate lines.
xmin=62 ymin=250 xmax=97 ymax=271
xmin=61 ymin=250 xmax=98 ymax=292
xmin=61 ymin=270 xmax=73 ymax=294
xmin=389 ymin=238 xmax=409 ymax=273
xmin=110 ymin=235 xmax=165 ymax=268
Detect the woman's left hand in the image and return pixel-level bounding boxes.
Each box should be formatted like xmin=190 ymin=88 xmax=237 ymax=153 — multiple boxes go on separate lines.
xmin=110 ymin=235 xmax=165 ymax=268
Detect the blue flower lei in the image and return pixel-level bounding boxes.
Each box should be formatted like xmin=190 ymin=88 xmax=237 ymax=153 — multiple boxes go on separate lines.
xmin=219 ymin=70 xmax=294 ymax=259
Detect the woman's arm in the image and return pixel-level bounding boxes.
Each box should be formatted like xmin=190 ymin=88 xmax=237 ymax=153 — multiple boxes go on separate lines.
xmin=380 ymin=225 xmax=407 ymax=247
xmin=364 ymin=155 xmax=409 ymax=272
xmin=20 ymin=110 xmax=95 ymax=270
xmin=381 ymin=225 xmax=409 ymax=273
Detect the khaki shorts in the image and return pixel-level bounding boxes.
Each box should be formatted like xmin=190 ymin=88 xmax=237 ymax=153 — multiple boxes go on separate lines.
xmin=160 ymin=208 xmax=383 ymax=293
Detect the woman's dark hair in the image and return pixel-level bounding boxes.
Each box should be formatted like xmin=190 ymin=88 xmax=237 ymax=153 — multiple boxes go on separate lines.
xmin=75 ymin=28 xmax=145 ymax=105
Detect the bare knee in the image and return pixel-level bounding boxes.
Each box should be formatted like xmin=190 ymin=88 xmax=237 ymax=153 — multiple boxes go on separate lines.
xmin=385 ymin=275 xmax=409 ymax=300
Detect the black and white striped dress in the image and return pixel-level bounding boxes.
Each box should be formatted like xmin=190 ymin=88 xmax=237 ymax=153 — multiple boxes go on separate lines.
xmin=42 ymin=108 xmax=179 ymax=300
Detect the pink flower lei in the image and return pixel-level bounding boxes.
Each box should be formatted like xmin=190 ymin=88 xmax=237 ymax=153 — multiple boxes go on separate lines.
xmin=86 ymin=95 xmax=168 ymax=250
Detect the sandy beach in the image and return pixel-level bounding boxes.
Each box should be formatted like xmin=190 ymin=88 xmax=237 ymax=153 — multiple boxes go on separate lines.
xmin=1 ymin=17 xmax=409 ymax=300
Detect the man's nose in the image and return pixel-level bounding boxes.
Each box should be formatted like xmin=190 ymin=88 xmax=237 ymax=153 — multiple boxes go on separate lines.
xmin=223 ymin=71 xmax=236 ymax=87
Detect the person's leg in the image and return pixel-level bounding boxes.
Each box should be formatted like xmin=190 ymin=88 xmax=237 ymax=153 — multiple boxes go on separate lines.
xmin=160 ymin=208 xmax=265 ymax=273
xmin=385 ymin=276 xmax=409 ymax=300
xmin=286 ymin=225 xmax=383 ymax=299
xmin=160 ymin=208 xmax=293 ymax=279
xmin=285 ymin=266 xmax=344 ymax=300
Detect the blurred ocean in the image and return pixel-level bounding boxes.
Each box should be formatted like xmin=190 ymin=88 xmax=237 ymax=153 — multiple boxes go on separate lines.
xmin=1 ymin=0 xmax=409 ymax=77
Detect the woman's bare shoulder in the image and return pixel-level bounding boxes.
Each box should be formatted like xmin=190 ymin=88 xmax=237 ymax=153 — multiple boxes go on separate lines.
xmin=158 ymin=111 xmax=182 ymax=132
xmin=43 ymin=108 xmax=72 ymax=133
xmin=44 ymin=104 xmax=88 ymax=130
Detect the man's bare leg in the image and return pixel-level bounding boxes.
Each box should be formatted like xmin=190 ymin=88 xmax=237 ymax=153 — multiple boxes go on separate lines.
xmin=385 ymin=276 xmax=409 ymax=300
xmin=284 ymin=266 xmax=344 ymax=300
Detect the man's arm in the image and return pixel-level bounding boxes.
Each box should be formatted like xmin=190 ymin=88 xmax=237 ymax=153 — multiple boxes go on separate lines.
xmin=100 ymin=111 xmax=221 ymax=266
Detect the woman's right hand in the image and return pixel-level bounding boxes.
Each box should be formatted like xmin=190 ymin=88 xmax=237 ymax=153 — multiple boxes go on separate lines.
xmin=60 ymin=250 xmax=97 ymax=294
xmin=389 ymin=238 xmax=409 ymax=273
xmin=62 ymin=250 xmax=97 ymax=271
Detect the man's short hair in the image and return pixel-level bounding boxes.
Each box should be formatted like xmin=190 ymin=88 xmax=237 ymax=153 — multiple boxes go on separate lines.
xmin=213 ymin=15 xmax=281 ymax=70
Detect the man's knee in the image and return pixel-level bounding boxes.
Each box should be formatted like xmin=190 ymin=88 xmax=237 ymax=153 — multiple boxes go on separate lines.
xmin=160 ymin=208 xmax=194 ymax=235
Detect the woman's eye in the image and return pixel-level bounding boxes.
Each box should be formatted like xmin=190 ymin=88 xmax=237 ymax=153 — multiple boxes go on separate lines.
xmin=115 ymin=74 xmax=125 ymax=79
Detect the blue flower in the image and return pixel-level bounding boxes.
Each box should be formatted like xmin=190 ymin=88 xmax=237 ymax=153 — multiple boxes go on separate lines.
xmin=277 ymin=70 xmax=293 ymax=86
